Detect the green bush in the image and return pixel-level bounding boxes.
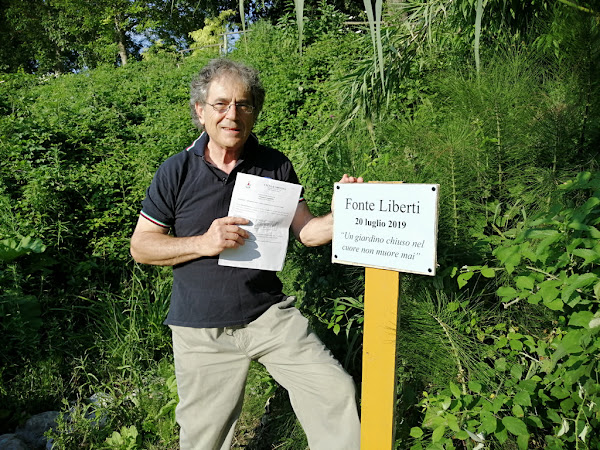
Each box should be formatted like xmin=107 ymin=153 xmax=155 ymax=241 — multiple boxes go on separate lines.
xmin=411 ymin=172 xmax=600 ymax=449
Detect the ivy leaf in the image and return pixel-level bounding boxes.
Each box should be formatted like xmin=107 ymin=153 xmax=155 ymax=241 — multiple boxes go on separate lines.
xmin=515 ymin=275 xmax=535 ymax=290
xmin=512 ymin=404 xmax=525 ymax=418
xmin=492 ymin=395 xmax=506 ymax=413
xmin=513 ymin=390 xmax=531 ymax=407
xmin=509 ymin=339 xmax=523 ymax=351
xmin=494 ymin=246 xmax=521 ymax=274
xmin=539 ymin=279 xmax=561 ymax=303
xmin=502 ymin=416 xmax=528 ymax=436
xmin=409 ymin=427 xmax=424 ymax=438
xmin=547 ymin=409 xmax=562 ymax=423
xmin=510 ymin=364 xmax=524 ymax=380
xmin=497 ymin=286 xmax=517 ymax=301
xmin=543 ymin=297 xmax=564 ymax=311
xmin=517 ymin=379 xmax=538 ymax=394
xmin=526 ymin=415 xmax=543 ymax=428
xmin=569 ymin=311 xmax=594 ymax=328
xmin=534 ymin=232 xmax=562 ymax=263
xmin=495 ymin=426 xmax=508 ymax=444
xmin=440 ymin=395 xmax=452 ymax=410
xmin=432 ymin=425 xmax=446 ymax=442
xmin=480 ymin=411 xmax=497 ymax=434
xmin=520 ymin=244 xmax=538 ymax=263
xmin=494 ymin=358 xmax=507 ymax=371
xmin=468 ymin=381 xmax=482 ymax=393
xmin=560 ymin=397 xmax=575 ymax=412
xmin=550 ymin=385 xmax=570 ymax=400
xmin=446 ymin=413 xmax=460 ymax=432
xmin=457 ymin=271 xmax=474 ymax=289
xmin=450 ymin=382 xmax=462 ymax=398
xmin=527 ymin=291 xmax=542 ymax=304
xmin=555 ymin=329 xmax=584 ymax=355
xmin=563 ymin=361 xmax=590 ymax=385
xmin=517 ymin=433 xmax=530 ymax=450
xmin=480 ymin=266 xmax=495 ymax=278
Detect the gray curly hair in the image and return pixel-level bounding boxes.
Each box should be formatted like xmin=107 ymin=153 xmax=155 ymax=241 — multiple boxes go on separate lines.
xmin=189 ymin=58 xmax=265 ymax=130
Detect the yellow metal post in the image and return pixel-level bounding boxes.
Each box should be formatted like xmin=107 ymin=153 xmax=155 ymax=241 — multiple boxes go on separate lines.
xmin=361 ymin=267 xmax=400 ymax=449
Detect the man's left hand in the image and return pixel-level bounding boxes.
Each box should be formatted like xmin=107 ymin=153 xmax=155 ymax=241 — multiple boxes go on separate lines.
xmin=332 ymin=174 xmax=364 ymax=211
xmin=339 ymin=174 xmax=364 ymax=184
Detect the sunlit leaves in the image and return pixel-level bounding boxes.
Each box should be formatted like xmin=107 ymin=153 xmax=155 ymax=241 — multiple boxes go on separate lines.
xmin=188 ymin=10 xmax=236 ymax=56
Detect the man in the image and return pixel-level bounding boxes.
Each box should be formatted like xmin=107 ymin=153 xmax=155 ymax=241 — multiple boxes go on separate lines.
xmin=130 ymin=58 xmax=362 ymax=450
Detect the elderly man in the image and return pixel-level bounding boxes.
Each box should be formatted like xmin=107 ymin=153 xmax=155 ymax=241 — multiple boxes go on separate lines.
xmin=130 ymin=58 xmax=362 ymax=449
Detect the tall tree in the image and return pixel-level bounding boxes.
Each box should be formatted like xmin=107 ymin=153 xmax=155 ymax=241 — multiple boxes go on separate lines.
xmin=0 ymin=0 xmax=218 ymax=73
xmin=0 ymin=0 xmax=77 ymax=73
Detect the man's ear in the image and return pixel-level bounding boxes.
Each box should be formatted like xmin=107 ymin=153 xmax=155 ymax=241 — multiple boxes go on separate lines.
xmin=195 ymin=102 xmax=205 ymax=126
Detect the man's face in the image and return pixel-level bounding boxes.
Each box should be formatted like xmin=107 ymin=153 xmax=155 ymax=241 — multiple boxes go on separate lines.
xmin=195 ymin=75 xmax=256 ymax=155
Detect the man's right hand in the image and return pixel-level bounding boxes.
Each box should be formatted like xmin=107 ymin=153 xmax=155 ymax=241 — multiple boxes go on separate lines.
xmin=130 ymin=215 xmax=249 ymax=266
xmin=200 ymin=216 xmax=250 ymax=256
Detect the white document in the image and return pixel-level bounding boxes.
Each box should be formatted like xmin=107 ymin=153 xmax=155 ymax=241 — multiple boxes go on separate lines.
xmin=218 ymin=173 xmax=302 ymax=271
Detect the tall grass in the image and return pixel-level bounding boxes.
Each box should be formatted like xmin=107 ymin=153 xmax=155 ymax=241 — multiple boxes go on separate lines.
xmin=83 ymin=266 xmax=173 ymax=376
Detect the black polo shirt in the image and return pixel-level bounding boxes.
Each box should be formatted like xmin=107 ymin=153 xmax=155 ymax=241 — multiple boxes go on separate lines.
xmin=140 ymin=133 xmax=302 ymax=328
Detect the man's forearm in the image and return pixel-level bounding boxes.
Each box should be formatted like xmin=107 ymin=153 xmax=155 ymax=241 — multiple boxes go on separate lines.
xmin=130 ymin=232 xmax=205 ymax=266
xmin=130 ymin=215 xmax=250 ymax=265
xmin=297 ymin=212 xmax=333 ymax=247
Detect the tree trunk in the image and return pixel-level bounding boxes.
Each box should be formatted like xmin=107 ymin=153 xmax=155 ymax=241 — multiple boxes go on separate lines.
xmin=115 ymin=15 xmax=128 ymax=66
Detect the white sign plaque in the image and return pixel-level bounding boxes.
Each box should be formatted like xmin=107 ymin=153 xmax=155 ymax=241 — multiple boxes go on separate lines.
xmin=332 ymin=183 xmax=439 ymax=275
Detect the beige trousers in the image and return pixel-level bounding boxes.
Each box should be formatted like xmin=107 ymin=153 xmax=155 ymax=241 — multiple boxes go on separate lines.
xmin=170 ymin=297 xmax=361 ymax=450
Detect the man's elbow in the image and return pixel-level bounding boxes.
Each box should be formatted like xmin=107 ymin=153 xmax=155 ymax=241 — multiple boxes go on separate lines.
xmin=296 ymin=229 xmax=331 ymax=248
xmin=297 ymin=237 xmax=317 ymax=247
xmin=130 ymin=247 xmax=141 ymax=263
xmin=129 ymin=238 xmax=148 ymax=264
xmin=130 ymin=247 xmax=142 ymax=264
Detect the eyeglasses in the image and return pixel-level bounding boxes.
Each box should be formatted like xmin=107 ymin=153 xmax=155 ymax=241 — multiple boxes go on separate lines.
xmin=205 ymin=102 xmax=255 ymax=114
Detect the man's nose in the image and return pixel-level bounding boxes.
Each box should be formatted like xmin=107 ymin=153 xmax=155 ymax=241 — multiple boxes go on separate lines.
xmin=225 ymin=103 xmax=238 ymax=119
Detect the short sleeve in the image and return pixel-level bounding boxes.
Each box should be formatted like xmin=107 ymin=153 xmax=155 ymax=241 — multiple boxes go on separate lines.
xmin=140 ymin=154 xmax=184 ymax=228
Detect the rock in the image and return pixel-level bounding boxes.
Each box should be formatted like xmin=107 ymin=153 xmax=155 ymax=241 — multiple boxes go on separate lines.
xmin=14 ymin=411 xmax=59 ymax=450
xmin=0 ymin=434 xmax=29 ymax=450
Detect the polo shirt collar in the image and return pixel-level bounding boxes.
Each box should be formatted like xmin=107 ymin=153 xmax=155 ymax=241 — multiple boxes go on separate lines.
xmin=190 ymin=132 xmax=259 ymax=166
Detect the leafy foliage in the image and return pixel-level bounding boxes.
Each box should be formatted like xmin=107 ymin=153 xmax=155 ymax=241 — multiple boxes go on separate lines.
xmin=411 ymin=172 xmax=600 ymax=448
xmin=0 ymin=1 xmax=599 ymax=447
xmin=48 ymin=360 xmax=180 ymax=448
xmin=0 ymin=0 xmax=221 ymax=72
xmin=188 ymin=10 xmax=237 ymax=56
